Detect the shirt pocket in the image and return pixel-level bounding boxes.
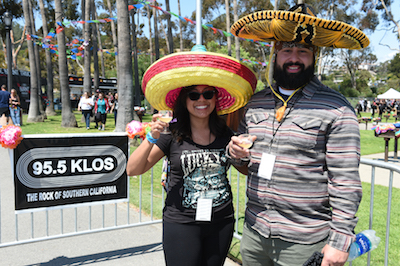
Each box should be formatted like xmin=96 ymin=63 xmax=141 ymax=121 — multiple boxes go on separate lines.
xmin=289 ymin=116 xmax=323 ymax=150
xmin=246 ymin=110 xmax=269 ymax=142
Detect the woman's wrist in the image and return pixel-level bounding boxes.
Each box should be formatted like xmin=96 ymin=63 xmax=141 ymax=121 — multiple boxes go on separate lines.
xmin=146 ymin=131 xmax=159 ymax=144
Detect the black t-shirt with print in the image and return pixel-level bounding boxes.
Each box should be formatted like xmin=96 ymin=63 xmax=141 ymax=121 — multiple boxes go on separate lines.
xmin=156 ymin=132 xmax=234 ymax=224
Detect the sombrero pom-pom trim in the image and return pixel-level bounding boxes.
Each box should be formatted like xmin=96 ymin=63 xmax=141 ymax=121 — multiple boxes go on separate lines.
xmin=0 ymin=125 xmax=23 ymax=149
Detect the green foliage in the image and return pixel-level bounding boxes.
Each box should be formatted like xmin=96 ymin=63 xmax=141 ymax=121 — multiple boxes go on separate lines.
xmin=388 ymin=53 xmax=400 ymax=79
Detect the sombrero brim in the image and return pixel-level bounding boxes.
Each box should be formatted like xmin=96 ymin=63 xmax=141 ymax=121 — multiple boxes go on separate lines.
xmin=231 ymin=10 xmax=369 ymax=50
xmin=142 ymin=52 xmax=257 ymax=115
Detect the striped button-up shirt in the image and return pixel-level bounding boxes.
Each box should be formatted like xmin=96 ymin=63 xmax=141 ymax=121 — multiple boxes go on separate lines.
xmin=238 ymin=77 xmax=362 ymax=252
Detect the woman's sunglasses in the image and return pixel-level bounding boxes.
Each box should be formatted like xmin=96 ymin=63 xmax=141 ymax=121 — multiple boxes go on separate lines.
xmin=187 ymin=90 xmax=216 ymax=101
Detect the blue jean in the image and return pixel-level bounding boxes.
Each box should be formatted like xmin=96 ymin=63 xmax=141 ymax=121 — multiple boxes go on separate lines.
xmin=82 ymin=110 xmax=92 ymax=128
xmin=10 ymin=107 xmax=20 ymax=125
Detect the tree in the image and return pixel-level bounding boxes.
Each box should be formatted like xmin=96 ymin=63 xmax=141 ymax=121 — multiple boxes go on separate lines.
xmin=91 ymin=0 xmax=100 ymax=89
xmin=177 ymin=0 xmax=183 ymax=51
xmin=22 ymin=0 xmax=43 ymax=122
xmin=165 ymin=0 xmax=173 ymax=53
xmin=115 ymin=0 xmax=135 ymax=132
xmin=83 ymin=0 xmax=92 ymax=94
xmin=38 ymin=0 xmax=56 ymax=116
xmin=340 ymin=47 xmax=377 ymax=91
xmin=361 ymin=0 xmax=398 ymax=53
xmin=55 ymin=0 xmax=78 ymax=127
xmin=388 ymin=53 xmax=400 ymax=78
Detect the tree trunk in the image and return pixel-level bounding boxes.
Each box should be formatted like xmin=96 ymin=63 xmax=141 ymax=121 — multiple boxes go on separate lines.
xmin=83 ymin=0 xmax=92 ymax=94
xmin=107 ymin=0 xmax=118 ymax=74
xmin=11 ymin=26 xmax=26 ymax=69
xmin=94 ymin=9 xmax=106 ymax=77
xmin=23 ymin=0 xmax=43 ymax=122
xmin=55 ymin=0 xmax=78 ymax=127
xmin=28 ymin=0 xmax=46 ymax=117
xmin=131 ymin=10 xmax=141 ymax=108
xmin=158 ymin=17 xmax=170 ymax=53
xmin=38 ymin=0 xmax=56 ymax=116
xmin=116 ymin=0 xmax=137 ymax=132
xmin=177 ymin=0 xmax=183 ymax=52
xmin=225 ymin=0 xmax=231 ymax=56
xmin=147 ymin=5 xmax=153 ymax=63
xmin=165 ymin=0 xmax=174 ymax=54
xmin=91 ymin=0 xmax=99 ymax=90
xmin=153 ymin=5 xmax=160 ymax=60
xmin=225 ymin=0 xmax=242 ymax=132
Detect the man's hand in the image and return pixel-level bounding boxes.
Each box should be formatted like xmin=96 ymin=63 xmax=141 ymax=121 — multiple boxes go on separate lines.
xmin=321 ymin=244 xmax=349 ymax=266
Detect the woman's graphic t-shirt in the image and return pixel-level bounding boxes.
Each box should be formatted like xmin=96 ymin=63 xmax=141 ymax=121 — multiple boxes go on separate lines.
xmin=156 ymin=132 xmax=234 ymax=224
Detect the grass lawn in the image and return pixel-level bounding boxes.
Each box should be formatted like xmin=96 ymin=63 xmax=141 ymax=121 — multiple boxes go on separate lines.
xmin=15 ymin=111 xmax=399 ymax=265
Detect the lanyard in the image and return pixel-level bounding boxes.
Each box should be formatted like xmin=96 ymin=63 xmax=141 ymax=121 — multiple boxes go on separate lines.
xmin=270 ymin=86 xmax=302 ymax=122
xmin=269 ymin=91 xmax=301 ymax=153
xmin=266 ymin=78 xmax=304 ymax=122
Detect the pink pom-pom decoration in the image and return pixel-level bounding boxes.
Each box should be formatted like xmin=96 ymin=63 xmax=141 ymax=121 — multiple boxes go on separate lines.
xmin=126 ymin=121 xmax=151 ymax=140
xmin=0 ymin=125 xmax=23 ymax=149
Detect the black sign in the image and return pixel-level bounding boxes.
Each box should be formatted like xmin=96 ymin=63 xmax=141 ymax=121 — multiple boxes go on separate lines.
xmin=13 ymin=133 xmax=129 ymax=212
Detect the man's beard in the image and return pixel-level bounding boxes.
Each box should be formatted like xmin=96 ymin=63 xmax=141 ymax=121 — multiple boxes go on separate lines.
xmin=273 ymin=62 xmax=315 ymax=90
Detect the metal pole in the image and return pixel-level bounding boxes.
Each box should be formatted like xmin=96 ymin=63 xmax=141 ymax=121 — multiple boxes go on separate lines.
xmin=196 ymin=0 xmax=202 ymax=45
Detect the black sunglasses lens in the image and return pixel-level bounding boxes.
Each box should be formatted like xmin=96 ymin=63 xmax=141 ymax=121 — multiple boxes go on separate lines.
xmin=203 ymin=90 xmax=215 ymax=99
xmin=188 ymin=92 xmax=201 ymax=100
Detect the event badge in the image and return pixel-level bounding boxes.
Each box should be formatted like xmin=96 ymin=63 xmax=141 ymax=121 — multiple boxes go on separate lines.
xmin=196 ymin=198 xmax=213 ymax=221
xmin=257 ymin=153 xmax=276 ymax=180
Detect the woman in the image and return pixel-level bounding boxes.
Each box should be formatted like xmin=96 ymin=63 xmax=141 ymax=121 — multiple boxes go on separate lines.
xmin=78 ymin=92 xmax=94 ymax=129
xmin=126 ymin=46 xmax=257 ymax=266
xmin=94 ymin=92 xmax=110 ymax=130
xmin=110 ymin=93 xmax=118 ymax=126
xmin=9 ymin=89 xmax=21 ymax=126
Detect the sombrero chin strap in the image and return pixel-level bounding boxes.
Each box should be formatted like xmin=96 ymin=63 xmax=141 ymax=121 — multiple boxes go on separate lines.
xmin=268 ymin=78 xmax=304 ymax=122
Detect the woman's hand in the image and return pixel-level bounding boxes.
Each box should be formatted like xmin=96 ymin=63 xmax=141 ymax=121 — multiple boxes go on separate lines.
xmin=228 ymin=135 xmax=257 ymax=159
xmin=150 ymin=114 xmax=168 ymax=139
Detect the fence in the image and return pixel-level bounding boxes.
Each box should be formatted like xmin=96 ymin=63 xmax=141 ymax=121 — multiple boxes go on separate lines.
xmin=0 ymin=153 xmax=397 ymax=265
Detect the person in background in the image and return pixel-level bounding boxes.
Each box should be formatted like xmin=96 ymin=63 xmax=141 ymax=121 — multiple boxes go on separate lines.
xmin=127 ymin=46 xmax=257 ymax=266
xmin=229 ymin=4 xmax=365 ymax=265
xmin=78 ymin=92 xmax=94 ymax=129
xmin=9 ymin=89 xmax=21 ymax=126
xmin=94 ymin=92 xmax=109 ymax=130
xmin=0 ymin=84 xmax=11 ymax=125
xmin=92 ymin=89 xmax=100 ymax=128
xmin=110 ymin=93 xmax=118 ymax=126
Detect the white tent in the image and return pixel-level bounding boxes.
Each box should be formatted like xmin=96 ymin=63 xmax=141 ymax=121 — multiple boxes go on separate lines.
xmin=377 ymin=88 xmax=400 ymax=99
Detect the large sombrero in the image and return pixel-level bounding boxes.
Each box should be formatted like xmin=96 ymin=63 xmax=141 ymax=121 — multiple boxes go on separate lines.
xmin=142 ymin=48 xmax=258 ymax=115
xmin=231 ymin=4 xmax=369 ymax=50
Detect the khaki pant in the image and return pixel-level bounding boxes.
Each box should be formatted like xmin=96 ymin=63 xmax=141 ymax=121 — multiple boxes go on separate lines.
xmin=240 ymin=222 xmax=327 ymax=266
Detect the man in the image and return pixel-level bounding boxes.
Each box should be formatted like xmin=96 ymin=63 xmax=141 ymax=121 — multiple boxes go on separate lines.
xmin=229 ymin=4 xmax=367 ymax=266
xmin=0 ymin=84 xmax=11 ymax=125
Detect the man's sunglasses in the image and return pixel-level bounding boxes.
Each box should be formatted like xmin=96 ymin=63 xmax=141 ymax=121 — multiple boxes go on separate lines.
xmin=187 ymin=90 xmax=216 ymax=101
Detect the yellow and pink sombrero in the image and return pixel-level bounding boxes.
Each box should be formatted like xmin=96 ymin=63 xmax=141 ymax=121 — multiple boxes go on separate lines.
xmin=142 ymin=48 xmax=258 ymax=115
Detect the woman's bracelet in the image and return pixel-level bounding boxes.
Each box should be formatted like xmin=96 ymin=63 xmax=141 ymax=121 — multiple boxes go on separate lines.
xmin=146 ymin=132 xmax=159 ymax=144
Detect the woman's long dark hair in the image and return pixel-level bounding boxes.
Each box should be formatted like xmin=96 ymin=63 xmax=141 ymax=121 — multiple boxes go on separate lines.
xmin=169 ymin=86 xmax=230 ymax=143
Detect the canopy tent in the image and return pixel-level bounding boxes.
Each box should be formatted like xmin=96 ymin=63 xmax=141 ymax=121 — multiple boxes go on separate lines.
xmin=377 ymin=88 xmax=400 ymax=99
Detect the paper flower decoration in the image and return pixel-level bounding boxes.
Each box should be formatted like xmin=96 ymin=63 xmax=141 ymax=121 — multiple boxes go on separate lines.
xmin=0 ymin=125 xmax=23 ymax=149
xmin=371 ymin=124 xmax=396 ymax=135
xmin=126 ymin=120 xmax=151 ymax=140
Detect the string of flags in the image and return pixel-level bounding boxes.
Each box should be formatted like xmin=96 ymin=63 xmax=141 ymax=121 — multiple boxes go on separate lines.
xmin=26 ymin=0 xmax=269 ymax=66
